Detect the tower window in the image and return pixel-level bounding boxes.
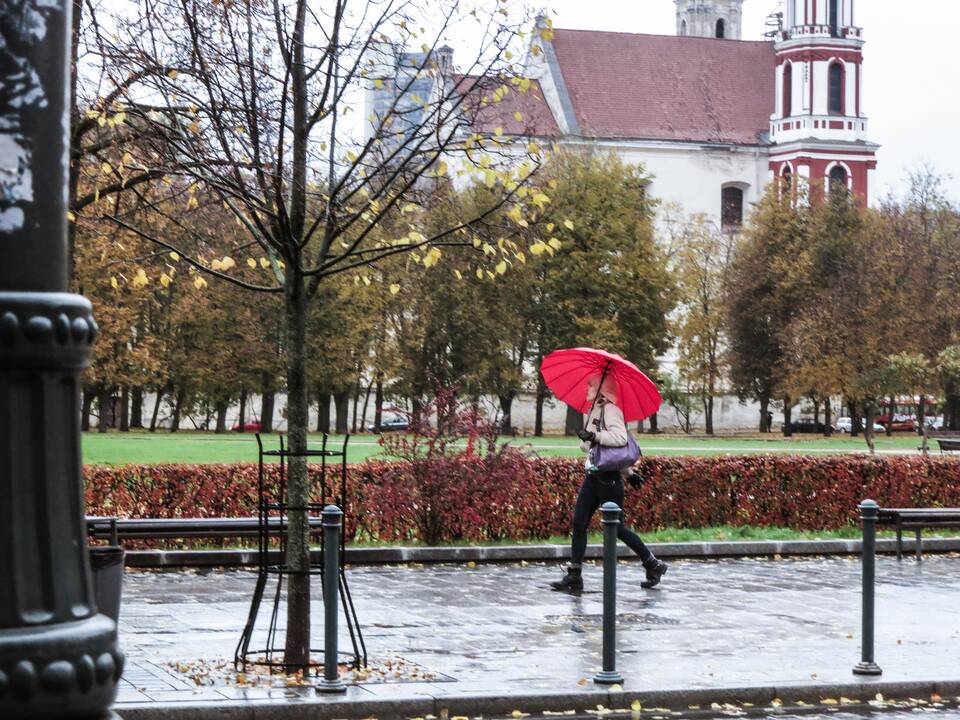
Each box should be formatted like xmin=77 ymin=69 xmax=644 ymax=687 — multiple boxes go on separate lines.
xmin=722 ymin=186 xmax=743 ymax=230
xmin=782 ymin=167 xmax=793 ymax=194
xmin=716 ymin=19 xmax=725 ymax=38
xmin=829 ymin=165 xmax=848 ymax=192
xmin=680 ymin=19 xmax=687 ymax=36
xmin=829 ymin=0 xmax=839 ymax=36
xmin=828 ymin=62 xmax=844 ymax=114
xmin=782 ymin=63 xmax=793 ymax=118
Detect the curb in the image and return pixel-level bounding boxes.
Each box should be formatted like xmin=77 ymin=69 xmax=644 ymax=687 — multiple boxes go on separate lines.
xmin=122 ymin=537 xmax=960 ymax=568
xmin=114 ymin=678 xmax=960 ymax=720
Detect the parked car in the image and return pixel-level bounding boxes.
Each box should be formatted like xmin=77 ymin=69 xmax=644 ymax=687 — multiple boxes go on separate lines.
xmin=231 ymin=421 xmax=261 ymax=432
xmin=914 ymin=416 xmax=945 ymax=432
xmin=366 ymin=415 xmax=410 ymax=433
xmin=781 ymin=417 xmax=831 ymax=434
xmin=834 ymin=417 xmax=886 ymax=434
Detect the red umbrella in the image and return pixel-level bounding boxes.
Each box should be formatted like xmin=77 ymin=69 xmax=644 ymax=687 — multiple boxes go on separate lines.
xmin=540 ymin=347 xmax=661 ymax=422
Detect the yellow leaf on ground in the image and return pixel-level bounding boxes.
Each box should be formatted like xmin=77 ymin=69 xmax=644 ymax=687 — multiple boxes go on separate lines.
xmin=495 ymin=260 xmax=507 ymax=275
xmin=259 ymin=258 xmax=271 ymax=268
xmin=514 ymin=111 xmax=523 ymax=122
xmin=389 ymin=284 xmax=400 ymax=295
xmin=110 ymin=277 xmax=119 ymax=289
xmin=169 ymin=251 xmax=180 ymax=261
xmin=194 ymin=277 xmax=207 ymax=289
xmin=564 ymin=219 xmax=575 ymax=230
xmin=247 ymin=258 xmax=257 ymax=268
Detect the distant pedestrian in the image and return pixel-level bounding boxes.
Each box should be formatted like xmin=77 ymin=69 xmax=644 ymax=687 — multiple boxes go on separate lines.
xmin=550 ymin=373 xmax=667 ymax=592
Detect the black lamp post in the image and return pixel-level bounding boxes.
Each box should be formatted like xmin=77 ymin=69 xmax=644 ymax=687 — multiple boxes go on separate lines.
xmin=0 ymin=1 xmax=122 ymax=718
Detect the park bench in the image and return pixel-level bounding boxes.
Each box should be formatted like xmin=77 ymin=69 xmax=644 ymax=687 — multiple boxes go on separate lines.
xmin=925 ymin=429 xmax=960 ymax=454
xmin=85 ymin=516 xmax=325 ymax=544
xmin=877 ymin=507 xmax=960 ymax=561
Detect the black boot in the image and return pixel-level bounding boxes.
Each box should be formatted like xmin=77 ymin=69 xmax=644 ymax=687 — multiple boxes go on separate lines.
xmin=641 ymin=558 xmax=667 ymax=589
xmin=550 ymin=565 xmax=583 ymax=592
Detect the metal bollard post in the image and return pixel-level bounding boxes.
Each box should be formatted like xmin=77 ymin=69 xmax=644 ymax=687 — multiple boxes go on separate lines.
xmin=594 ymin=502 xmax=625 ymax=685
xmin=853 ymin=499 xmax=883 ymax=676
xmin=318 ymin=505 xmax=347 ymax=692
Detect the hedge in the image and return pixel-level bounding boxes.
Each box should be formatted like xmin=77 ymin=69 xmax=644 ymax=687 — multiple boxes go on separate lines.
xmin=83 ymin=454 xmax=960 ymax=546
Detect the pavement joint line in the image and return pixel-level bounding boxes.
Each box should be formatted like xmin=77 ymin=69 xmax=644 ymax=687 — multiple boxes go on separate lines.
xmin=121 ymin=537 xmax=960 ymax=568
xmin=113 ymin=678 xmax=960 ymax=720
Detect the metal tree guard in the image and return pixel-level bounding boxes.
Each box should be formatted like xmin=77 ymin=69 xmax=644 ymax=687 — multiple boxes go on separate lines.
xmin=0 ymin=0 xmax=122 ymax=717
xmin=235 ymin=433 xmax=366 ymax=674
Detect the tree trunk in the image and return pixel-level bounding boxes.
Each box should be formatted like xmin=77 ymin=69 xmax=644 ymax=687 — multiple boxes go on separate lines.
xmin=823 ymin=396 xmax=833 ymax=437
xmin=812 ymin=397 xmax=820 ymax=428
xmin=260 ymin=385 xmax=275 ymax=434
xmin=283 ymin=273 xmax=311 ymax=671
xmin=703 ymin=395 xmax=714 ymax=436
xmin=334 ymin=391 xmax=349 ymax=434
xmin=350 ymin=377 xmax=362 ymax=434
xmin=849 ymin=398 xmax=862 ymax=437
xmin=81 ymin=388 xmax=93 ymax=432
xmin=170 ymin=387 xmax=185 ymax=432
xmin=215 ymin=401 xmax=228 ymax=434
xmin=237 ymin=388 xmax=247 ymax=431
xmin=97 ymin=387 xmax=111 ymax=433
xmin=119 ymin=386 xmax=130 ymax=432
xmin=863 ymin=401 xmax=876 ymax=454
xmin=886 ymin=395 xmax=895 ymax=436
xmin=758 ymin=395 xmax=770 ymax=433
xmin=499 ymin=393 xmax=515 ymax=435
xmin=564 ymin=405 xmax=582 ymax=436
xmin=917 ymin=395 xmax=926 ymax=436
xmin=374 ymin=380 xmax=383 ymax=432
xmin=150 ymin=385 xmax=166 ymax=432
xmin=130 ymin=386 xmax=143 ymax=428
xmin=534 ymin=376 xmax=546 ymax=437
xmin=782 ymin=397 xmax=792 ymax=437
xmin=648 ymin=412 xmax=659 ymax=434
xmin=316 ymin=392 xmax=331 ymax=433
xmin=359 ymin=382 xmax=373 ymax=433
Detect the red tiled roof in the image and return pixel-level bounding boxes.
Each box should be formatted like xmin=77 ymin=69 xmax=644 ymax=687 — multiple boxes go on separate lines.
xmin=550 ymin=29 xmax=775 ymax=145
xmin=454 ymin=75 xmax=560 ymax=137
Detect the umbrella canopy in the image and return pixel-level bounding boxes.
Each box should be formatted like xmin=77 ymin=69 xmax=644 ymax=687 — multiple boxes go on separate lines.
xmin=540 ymin=347 xmax=661 ymax=423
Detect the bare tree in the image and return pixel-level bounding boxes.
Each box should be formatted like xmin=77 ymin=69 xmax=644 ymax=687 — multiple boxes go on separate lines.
xmin=93 ymin=0 xmax=547 ymax=669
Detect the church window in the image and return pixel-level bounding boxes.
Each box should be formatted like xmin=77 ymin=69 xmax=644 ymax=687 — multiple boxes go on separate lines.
xmin=681 ymin=20 xmax=687 ymax=36
xmin=828 ymin=62 xmax=844 ymax=114
xmin=782 ymin=167 xmax=793 ymax=194
xmin=829 ymin=165 xmax=848 ymax=192
xmin=721 ymin=186 xmax=743 ymax=230
xmin=829 ymin=0 xmax=839 ymax=36
xmin=782 ymin=64 xmax=793 ymax=117
xmin=716 ymin=19 xmax=725 ymax=38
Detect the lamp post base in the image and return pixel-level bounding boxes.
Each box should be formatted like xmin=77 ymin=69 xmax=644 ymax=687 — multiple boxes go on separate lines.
xmin=852 ymin=661 xmax=883 ymax=676
xmin=593 ymin=670 xmax=624 ymax=685
xmin=316 ymin=677 xmax=347 ymax=693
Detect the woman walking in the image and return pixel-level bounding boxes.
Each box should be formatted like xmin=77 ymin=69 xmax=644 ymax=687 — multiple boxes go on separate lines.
xmin=550 ymin=373 xmax=668 ymax=592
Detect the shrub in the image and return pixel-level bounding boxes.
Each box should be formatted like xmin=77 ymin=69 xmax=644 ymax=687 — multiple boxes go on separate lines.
xmin=83 ymin=454 xmax=960 ymax=546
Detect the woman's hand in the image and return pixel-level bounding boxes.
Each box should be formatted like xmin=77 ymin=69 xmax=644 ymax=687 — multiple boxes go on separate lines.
xmin=577 ymin=429 xmax=597 ymax=442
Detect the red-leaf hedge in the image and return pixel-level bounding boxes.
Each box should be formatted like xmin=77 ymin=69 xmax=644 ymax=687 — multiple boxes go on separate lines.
xmin=83 ymin=455 xmax=960 ymax=545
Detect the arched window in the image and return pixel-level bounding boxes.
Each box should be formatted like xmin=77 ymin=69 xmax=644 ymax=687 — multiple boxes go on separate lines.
xmin=782 ymin=63 xmax=793 ymax=118
xmin=828 ymin=62 xmax=844 ymax=114
xmin=829 ymin=165 xmax=848 ymax=192
xmin=722 ymin=186 xmax=744 ymax=230
xmin=716 ymin=19 xmax=725 ymax=38
xmin=782 ymin=166 xmax=793 ymax=193
xmin=829 ymin=0 xmax=839 ymax=36
xmin=680 ymin=20 xmax=687 ymax=36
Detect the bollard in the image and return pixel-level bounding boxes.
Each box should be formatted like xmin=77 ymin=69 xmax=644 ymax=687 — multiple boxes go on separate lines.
xmin=594 ymin=502 xmax=625 ymax=685
xmin=318 ymin=505 xmax=347 ymax=692
xmin=853 ymin=499 xmax=883 ymax=676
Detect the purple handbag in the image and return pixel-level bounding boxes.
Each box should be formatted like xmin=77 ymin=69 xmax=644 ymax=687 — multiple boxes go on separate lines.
xmin=590 ymin=433 xmax=641 ymax=472
xmin=588 ymin=406 xmax=641 ymax=471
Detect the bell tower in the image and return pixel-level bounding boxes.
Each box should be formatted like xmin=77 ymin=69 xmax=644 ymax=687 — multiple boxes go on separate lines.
xmin=768 ymin=0 xmax=878 ymax=203
xmin=675 ymin=0 xmax=746 ymax=40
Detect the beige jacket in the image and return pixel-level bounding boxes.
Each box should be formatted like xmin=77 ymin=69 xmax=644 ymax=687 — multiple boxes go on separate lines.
xmin=579 ymin=400 xmax=628 ymax=453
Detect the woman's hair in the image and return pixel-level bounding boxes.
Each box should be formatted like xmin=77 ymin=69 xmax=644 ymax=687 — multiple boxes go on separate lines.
xmin=587 ymin=373 xmax=618 ymax=403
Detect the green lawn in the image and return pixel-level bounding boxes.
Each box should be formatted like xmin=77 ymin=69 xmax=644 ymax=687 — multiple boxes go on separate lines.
xmin=81 ymin=430 xmax=925 ymax=466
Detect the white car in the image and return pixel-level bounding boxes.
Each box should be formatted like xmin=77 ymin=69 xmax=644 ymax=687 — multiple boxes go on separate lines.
xmin=914 ymin=416 xmax=944 ymax=432
xmin=835 ymin=417 xmax=885 ymax=434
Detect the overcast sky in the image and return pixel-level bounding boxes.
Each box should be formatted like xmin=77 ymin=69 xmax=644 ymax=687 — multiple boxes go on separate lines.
xmin=541 ymin=1 xmax=960 ymax=204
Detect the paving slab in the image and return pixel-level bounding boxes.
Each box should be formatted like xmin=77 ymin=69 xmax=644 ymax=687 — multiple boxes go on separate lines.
xmin=113 ymin=555 xmax=960 ymax=718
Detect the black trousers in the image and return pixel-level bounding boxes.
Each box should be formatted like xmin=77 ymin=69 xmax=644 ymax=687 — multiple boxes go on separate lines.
xmin=570 ymin=471 xmax=653 ymax=566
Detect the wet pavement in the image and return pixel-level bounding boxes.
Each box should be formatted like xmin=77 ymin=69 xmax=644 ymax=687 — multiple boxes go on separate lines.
xmin=114 ymin=555 xmax=960 ymax=710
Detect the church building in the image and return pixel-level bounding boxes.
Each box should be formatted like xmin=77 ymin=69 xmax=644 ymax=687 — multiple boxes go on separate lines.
xmin=519 ymin=0 xmax=878 ymax=225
